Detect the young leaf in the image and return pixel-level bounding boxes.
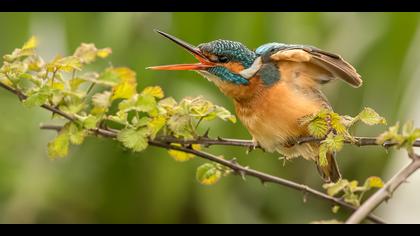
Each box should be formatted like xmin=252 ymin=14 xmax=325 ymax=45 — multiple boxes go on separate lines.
xmin=167 ymin=114 xmax=193 ymax=138
xmin=330 ymin=112 xmax=346 ymax=134
xmin=357 ymin=107 xmax=387 ymax=126
xmin=80 ymin=115 xmax=99 ymax=129
xmin=136 ymin=94 xmax=157 ymax=113
xmin=332 ymin=205 xmax=340 ymax=214
xmin=318 ymin=143 xmax=329 ymax=167
xmin=92 ymin=91 xmax=112 ymax=109
xmin=364 ymin=176 xmax=384 ymax=189
xmin=111 ymin=67 xmax=137 ymax=100
xmin=22 ymin=36 xmax=38 ymax=50
xmin=48 ymin=127 xmax=70 ymax=159
xmin=97 ymin=48 xmax=112 ymax=58
xmin=323 ymin=179 xmax=349 ymax=197
xmin=117 ymin=127 xmax=149 ymax=152
xmin=167 ymin=144 xmax=201 ymax=162
xmin=213 ymin=106 xmax=236 ymax=123
xmin=308 ymin=116 xmax=329 ymax=138
xmin=141 ymin=86 xmax=164 ymax=99
xmin=23 ymin=86 xmax=51 ymax=107
xmin=73 ymin=43 xmax=111 ymax=64
xmin=47 ymin=56 xmax=82 ymax=72
xmin=148 ymin=116 xmax=166 ymax=139
xmin=68 ymin=123 xmax=87 ymax=145
xmin=196 ymin=163 xmax=222 ymax=185
xmin=321 ymin=133 xmax=345 ymax=153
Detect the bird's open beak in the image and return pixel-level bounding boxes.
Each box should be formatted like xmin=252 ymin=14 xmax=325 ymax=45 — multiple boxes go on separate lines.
xmin=147 ymin=30 xmax=216 ymax=71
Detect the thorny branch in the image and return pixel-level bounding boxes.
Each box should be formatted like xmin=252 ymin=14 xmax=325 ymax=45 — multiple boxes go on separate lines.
xmin=39 ymin=123 xmax=385 ymax=224
xmin=3 ymin=81 xmax=412 ymax=224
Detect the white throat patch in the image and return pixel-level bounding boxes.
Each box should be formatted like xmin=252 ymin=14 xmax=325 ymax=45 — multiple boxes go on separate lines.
xmin=239 ymin=57 xmax=263 ymax=79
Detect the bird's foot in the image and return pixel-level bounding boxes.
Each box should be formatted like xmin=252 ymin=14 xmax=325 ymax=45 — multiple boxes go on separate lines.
xmin=283 ymin=139 xmax=297 ymax=148
xmin=247 ymin=139 xmax=264 ymax=154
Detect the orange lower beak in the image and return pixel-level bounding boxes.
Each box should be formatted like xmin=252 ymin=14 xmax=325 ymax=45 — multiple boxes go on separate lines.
xmin=147 ymin=30 xmax=216 ymax=71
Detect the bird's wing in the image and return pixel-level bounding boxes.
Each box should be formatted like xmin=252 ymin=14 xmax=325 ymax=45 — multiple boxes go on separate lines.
xmin=269 ymin=45 xmax=362 ymax=88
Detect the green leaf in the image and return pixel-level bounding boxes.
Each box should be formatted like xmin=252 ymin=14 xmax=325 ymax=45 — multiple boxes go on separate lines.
xmin=107 ymin=111 xmax=129 ymax=126
xmin=141 ymin=86 xmax=164 ymax=99
xmin=148 ymin=116 xmax=166 ymax=139
xmin=344 ymin=192 xmax=360 ymax=207
xmin=308 ymin=116 xmax=329 ymax=138
xmin=332 ymin=205 xmax=340 ymax=214
xmin=22 ymin=36 xmax=38 ymax=50
xmin=357 ymin=107 xmax=387 ymax=126
xmin=323 ymin=179 xmax=349 ymax=197
xmin=318 ymin=143 xmax=329 ymax=167
xmin=213 ymin=106 xmax=236 ymax=123
xmin=196 ymin=163 xmax=222 ymax=185
xmin=157 ymin=97 xmax=178 ymax=116
xmin=23 ymin=86 xmax=51 ymax=107
xmin=136 ymin=94 xmax=157 ymax=113
xmin=48 ymin=127 xmax=70 ymax=159
xmin=0 ymin=74 xmax=13 ymax=86
xmin=47 ymin=56 xmax=82 ymax=72
xmin=364 ymin=176 xmax=384 ymax=189
xmin=402 ymin=120 xmax=414 ymax=136
xmin=80 ymin=115 xmax=99 ymax=129
xmin=73 ymin=43 xmax=111 ymax=64
xmin=318 ymin=133 xmax=344 ymax=167
xmin=132 ymin=116 xmax=151 ymax=127
xmin=3 ymin=37 xmax=38 ymax=62
xmin=110 ymin=67 xmax=137 ymax=100
xmin=330 ymin=112 xmax=346 ymax=134
xmin=186 ymin=97 xmax=214 ymax=117
xmin=97 ymin=48 xmax=112 ymax=58
xmin=66 ymin=123 xmax=87 ymax=145
xmin=167 ymin=144 xmax=200 ymax=162
xmin=92 ymin=91 xmax=112 ymax=109
xmin=376 ymin=122 xmax=404 ymax=145
xmin=59 ymin=97 xmax=85 ymax=115
xmin=167 ymin=114 xmax=193 ymax=138
xmin=321 ymin=133 xmax=345 ymax=152
xmin=117 ymin=127 xmax=149 ymax=152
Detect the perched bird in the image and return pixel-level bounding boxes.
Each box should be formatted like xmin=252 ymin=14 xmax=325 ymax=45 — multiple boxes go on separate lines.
xmin=148 ymin=30 xmax=362 ymax=183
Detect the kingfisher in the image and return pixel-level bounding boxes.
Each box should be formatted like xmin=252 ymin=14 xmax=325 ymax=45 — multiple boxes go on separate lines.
xmin=148 ymin=30 xmax=362 ymax=183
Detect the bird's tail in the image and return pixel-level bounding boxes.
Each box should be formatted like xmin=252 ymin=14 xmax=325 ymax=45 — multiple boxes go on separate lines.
xmin=316 ymin=152 xmax=342 ymax=183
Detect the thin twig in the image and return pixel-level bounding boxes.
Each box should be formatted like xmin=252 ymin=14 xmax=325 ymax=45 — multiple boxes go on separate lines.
xmin=345 ymin=153 xmax=420 ymax=224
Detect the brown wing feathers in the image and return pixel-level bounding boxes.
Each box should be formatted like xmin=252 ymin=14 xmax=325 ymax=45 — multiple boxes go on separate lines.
xmin=270 ymin=47 xmax=363 ymax=88
xmin=308 ymin=50 xmax=363 ymax=88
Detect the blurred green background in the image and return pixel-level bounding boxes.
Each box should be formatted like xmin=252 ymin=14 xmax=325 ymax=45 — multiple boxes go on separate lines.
xmin=0 ymin=12 xmax=419 ymax=223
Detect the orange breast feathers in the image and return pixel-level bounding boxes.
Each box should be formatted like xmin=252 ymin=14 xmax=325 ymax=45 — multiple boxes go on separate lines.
xmin=233 ymin=79 xmax=324 ymax=151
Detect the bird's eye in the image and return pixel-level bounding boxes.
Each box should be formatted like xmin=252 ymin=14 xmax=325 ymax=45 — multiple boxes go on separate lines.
xmin=218 ymin=56 xmax=229 ymax=63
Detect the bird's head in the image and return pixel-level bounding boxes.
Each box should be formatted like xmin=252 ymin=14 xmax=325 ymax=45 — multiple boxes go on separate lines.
xmin=148 ymin=30 xmax=261 ymax=88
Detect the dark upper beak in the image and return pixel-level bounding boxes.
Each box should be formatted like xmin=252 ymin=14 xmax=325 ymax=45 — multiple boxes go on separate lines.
xmin=147 ymin=30 xmax=216 ymax=71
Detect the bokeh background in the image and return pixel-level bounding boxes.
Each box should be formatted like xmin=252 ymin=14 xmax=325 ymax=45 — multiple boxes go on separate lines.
xmin=0 ymin=12 xmax=419 ymax=223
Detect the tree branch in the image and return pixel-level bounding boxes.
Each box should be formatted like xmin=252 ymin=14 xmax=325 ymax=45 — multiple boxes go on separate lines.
xmin=0 ymin=82 xmax=76 ymax=122
xmin=40 ymin=124 xmax=385 ymax=224
xmin=345 ymin=153 xmax=420 ymax=224
xmin=2 ymin=81 xmax=387 ymax=224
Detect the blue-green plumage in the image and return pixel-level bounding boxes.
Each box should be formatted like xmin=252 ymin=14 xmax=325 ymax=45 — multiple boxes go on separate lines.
xmin=198 ymin=40 xmax=256 ymax=67
xmin=207 ymin=66 xmax=249 ymax=85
